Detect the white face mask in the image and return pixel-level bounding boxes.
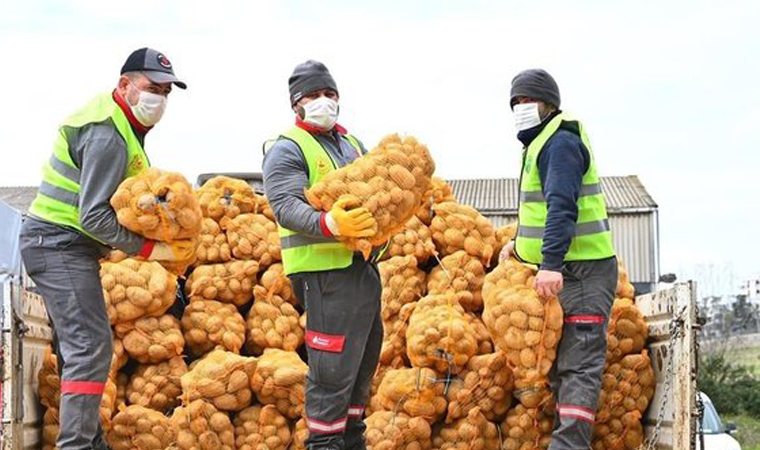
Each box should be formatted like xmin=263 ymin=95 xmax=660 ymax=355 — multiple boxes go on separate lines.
xmin=513 ymin=102 xmax=542 ymax=131
xmin=129 ymin=82 xmax=167 ymax=127
xmin=303 ymin=96 xmax=338 ymax=130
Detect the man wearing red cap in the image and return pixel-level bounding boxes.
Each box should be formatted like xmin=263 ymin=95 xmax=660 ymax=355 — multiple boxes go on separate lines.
xmin=19 ymin=47 xmax=191 ymax=449
xmin=263 ymin=60 xmax=382 ymax=450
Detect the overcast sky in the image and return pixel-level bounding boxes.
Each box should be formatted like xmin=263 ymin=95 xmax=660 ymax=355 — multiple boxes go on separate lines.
xmin=1 ymin=1 xmax=757 ymax=293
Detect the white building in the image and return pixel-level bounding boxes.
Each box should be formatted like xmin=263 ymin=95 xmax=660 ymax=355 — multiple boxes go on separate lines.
xmin=740 ymin=276 xmax=760 ymax=299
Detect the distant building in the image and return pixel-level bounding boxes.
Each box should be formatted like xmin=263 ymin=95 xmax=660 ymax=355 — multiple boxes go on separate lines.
xmin=740 ymin=276 xmax=760 ymax=299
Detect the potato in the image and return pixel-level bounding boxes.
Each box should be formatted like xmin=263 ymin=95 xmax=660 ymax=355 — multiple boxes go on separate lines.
xmin=181 ymin=350 xmax=257 ymax=412
xmin=107 ymin=405 xmax=175 ymax=450
xmin=482 ymin=259 xmax=563 ymax=408
xmin=100 ymin=259 xmax=177 ymax=325
xmin=304 ymin=134 xmax=436 ymax=259
xmin=111 ymin=167 xmax=202 ymax=241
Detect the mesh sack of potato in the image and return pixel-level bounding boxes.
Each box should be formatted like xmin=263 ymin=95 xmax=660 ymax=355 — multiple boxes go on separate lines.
xmin=127 ymin=356 xmax=187 ymax=413
xmin=100 ymin=376 xmax=119 ymax=432
xmin=367 ymin=358 xmax=407 ymax=416
xmin=304 ymin=133 xmax=436 ymax=258
xmin=42 ymin=407 xmax=59 ymax=450
xmin=432 ymin=408 xmax=501 ymax=450
xmin=115 ymin=314 xmax=185 ymax=364
xmin=233 ymin=404 xmax=292 ymax=450
xmin=256 ymin=195 xmax=276 ymax=222
xmin=181 ymin=349 xmax=257 ymax=412
xmin=416 ymin=176 xmax=457 ymax=226
xmin=220 ymin=213 xmax=281 ymax=266
xmin=111 ymin=337 xmax=128 ymax=377
xmin=481 ymin=259 xmax=563 ymax=407
xmin=406 ymin=293 xmax=478 ymax=374
xmin=380 ymin=301 xmax=417 ymax=366
xmin=39 ymin=347 xmax=60 ymax=409
xmin=196 ymin=175 xmax=259 ymax=221
xmin=111 ymin=167 xmax=202 ymax=241
xmin=465 ymin=312 xmax=495 ymax=356
xmin=101 ymin=258 xmax=177 ymax=324
xmin=186 ymin=260 xmax=259 ymax=307
xmin=446 ymin=351 xmax=513 ymax=423
xmin=365 ymin=410 xmax=433 ymax=450
xmin=382 ymin=216 xmax=437 ymax=263
xmin=107 ymin=404 xmax=176 ymax=450
xmin=257 ymin=262 xmax=297 ymax=306
xmin=427 ymin=251 xmax=486 ymax=312
xmin=246 ymin=285 xmax=304 ymax=355
xmin=196 ymin=218 xmax=232 ymax=264
xmin=38 ymin=348 xmax=120 ymax=433
xmin=616 ymin=260 xmax=635 ymax=300
xmin=491 ymin=222 xmax=518 ymax=267
xmin=592 ymin=351 xmax=655 ymax=450
xmin=379 ymin=256 xmax=426 ymax=322
xmin=250 ymin=348 xmax=307 ymax=419
xmin=501 ymin=402 xmax=555 ymax=450
xmin=289 ymin=418 xmax=308 ymax=450
xmin=116 ymin=372 xmax=129 ymax=411
xmin=376 ymin=367 xmax=448 ymax=423
xmin=169 ymin=399 xmax=236 ymax=450
xmin=592 ymin=414 xmax=645 ymax=450
xmin=606 ymin=297 xmax=648 ymax=364
xmin=430 ymin=202 xmax=496 ymax=266
xmin=182 ymin=300 xmax=247 ymax=355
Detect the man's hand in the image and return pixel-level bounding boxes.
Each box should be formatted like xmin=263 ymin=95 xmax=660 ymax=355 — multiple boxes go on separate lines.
xmin=499 ymin=241 xmax=515 ymax=262
xmin=326 ymin=196 xmax=377 ymax=238
xmin=535 ymin=269 xmax=563 ymax=299
xmin=148 ymin=239 xmax=196 ymax=261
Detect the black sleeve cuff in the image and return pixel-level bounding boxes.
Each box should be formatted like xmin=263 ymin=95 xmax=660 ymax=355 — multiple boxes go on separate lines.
xmin=540 ymin=253 xmax=564 ymax=272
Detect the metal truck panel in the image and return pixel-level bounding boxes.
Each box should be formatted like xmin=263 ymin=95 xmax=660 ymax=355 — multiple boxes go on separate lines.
xmin=637 ymin=281 xmax=699 ymax=450
xmin=1 ymin=283 xmax=52 ymax=450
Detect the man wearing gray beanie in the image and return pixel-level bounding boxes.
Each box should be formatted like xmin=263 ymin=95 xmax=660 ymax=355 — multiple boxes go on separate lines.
xmin=262 ymin=60 xmax=382 ymax=450
xmin=500 ymin=69 xmax=618 ymax=450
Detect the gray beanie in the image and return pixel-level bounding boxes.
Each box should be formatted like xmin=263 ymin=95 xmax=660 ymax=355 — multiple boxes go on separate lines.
xmin=510 ymin=69 xmax=560 ymax=110
xmin=288 ymin=60 xmax=338 ymax=105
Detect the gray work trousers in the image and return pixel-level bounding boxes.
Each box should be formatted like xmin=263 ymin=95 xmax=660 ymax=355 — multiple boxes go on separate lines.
xmin=19 ymin=218 xmax=113 ymax=450
xmin=549 ymin=257 xmax=617 ymax=450
xmin=289 ymin=256 xmax=383 ymax=450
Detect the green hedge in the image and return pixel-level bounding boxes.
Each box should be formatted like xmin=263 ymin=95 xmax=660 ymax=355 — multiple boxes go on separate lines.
xmin=700 ymin=352 xmax=760 ymax=417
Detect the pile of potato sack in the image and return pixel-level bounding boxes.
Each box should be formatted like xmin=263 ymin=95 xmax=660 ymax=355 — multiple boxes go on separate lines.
xmin=38 ymin=134 xmax=654 ymax=450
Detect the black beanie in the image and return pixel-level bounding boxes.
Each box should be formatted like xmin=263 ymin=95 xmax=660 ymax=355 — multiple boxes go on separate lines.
xmin=289 ymin=60 xmax=338 ymax=105
xmin=510 ymin=69 xmax=561 ymax=110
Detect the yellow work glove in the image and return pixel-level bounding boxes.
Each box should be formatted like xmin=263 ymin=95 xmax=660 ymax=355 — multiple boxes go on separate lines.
xmin=147 ymin=239 xmax=196 ymax=262
xmin=325 ymin=197 xmax=377 ymax=238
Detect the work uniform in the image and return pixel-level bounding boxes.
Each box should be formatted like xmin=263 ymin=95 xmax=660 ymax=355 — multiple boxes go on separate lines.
xmin=263 ymin=124 xmax=383 ymax=450
xmin=20 ymin=91 xmax=151 ymax=450
xmin=514 ymin=111 xmax=617 ymax=450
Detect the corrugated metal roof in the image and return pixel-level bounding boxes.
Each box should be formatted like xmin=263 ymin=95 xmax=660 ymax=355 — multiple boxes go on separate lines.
xmin=0 ymin=175 xmax=656 ymax=216
xmin=0 ymin=186 xmax=38 ymax=213
xmin=448 ymin=175 xmax=657 ymax=213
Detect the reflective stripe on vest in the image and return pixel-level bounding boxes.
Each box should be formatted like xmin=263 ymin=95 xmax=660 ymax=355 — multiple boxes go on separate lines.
xmin=28 ymin=92 xmax=150 ymax=242
xmin=519 ymin=182 xmax=602 ymax=203
xmin=275 ymin=126 xmax=362 ymax=275
xmin=515 ymin=112 xmax=616 ymax=265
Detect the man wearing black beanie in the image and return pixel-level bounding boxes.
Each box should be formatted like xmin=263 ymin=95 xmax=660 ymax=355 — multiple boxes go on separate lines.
xmin=262 ymin=60 xmax=382 ymax=450
xmin=500 ymin=69 xmax=618 ymax=450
